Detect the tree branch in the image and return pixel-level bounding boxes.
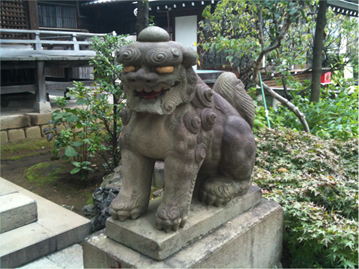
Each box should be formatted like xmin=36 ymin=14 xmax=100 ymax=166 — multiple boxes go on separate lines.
xmin=255 ymin=78 xmax=311 ymax=133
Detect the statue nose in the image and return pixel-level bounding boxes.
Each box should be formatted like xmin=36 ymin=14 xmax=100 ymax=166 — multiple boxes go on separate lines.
xmin=129 ymin=68 xmax=158 ymax=85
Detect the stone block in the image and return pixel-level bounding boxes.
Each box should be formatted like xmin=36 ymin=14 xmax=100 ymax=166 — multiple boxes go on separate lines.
xmin=0 ymin=115 xmax=31 ymax=130
xmin=0 ymin=192 xmax=37 ymax=233
xmin=83 ymin=199 xmax=284 ymax=268
xmin=0 ymin=131 xmax=8 ymax=144
xmin=0 ymin=177 xmax=92 ymax=268
xmin=8 ymin=128 xmax=25 ymax=141
xmin=25 ymin=126 xmax=42 ymax=139
xmin=33 ymin=101 xmax=52 ymax=114
xmin=19 ymin=244 xmax=83 ymax=269
xmin=25 ymin=113 xmax=52 ymax=126
xmin=105 ymin=186 xmax=262 ymax=260
xmin=0 ymin=184 xmax=17 ymax=196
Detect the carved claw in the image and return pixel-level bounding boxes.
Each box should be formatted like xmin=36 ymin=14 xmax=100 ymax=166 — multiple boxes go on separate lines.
xmin=200 ymin=178 xmax=238 ymax=207
xmin=156 ymin=203 xmax=188 ymax=232
xmin=110 ymin=195 xmax=147 ymax=221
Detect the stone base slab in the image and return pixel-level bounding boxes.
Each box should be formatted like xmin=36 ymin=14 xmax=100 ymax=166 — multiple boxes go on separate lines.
xmin=0 ymin=192 xmax=37 ymax=234
xmin=106 ymin=185 xmax=262 ymax=260
xmin=83 ymin=198 xmax=283 ymax=268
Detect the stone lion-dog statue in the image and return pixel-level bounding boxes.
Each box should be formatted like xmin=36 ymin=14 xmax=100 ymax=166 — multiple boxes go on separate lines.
xmin=110 ymin=26 xmax=256 ymax=232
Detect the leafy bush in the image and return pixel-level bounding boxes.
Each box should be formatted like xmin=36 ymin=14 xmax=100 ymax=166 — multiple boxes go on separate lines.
xmin=253 ymin=127 xmax=358 ymax=268
xmin=252 ymin=79 xmax=358 ymax=141
xmin=44 ymin=34 xmax=131 ymax=175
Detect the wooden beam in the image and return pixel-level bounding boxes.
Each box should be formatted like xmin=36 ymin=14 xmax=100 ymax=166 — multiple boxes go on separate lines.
xmin=1 ymin=85 xmax=37 ymax=94
xmin=36 ymin=61 xmax=47 ymax=102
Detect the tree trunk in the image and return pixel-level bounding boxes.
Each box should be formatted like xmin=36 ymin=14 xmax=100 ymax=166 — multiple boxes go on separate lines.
xmin=136 ymin=0 xmax=149 ymax=38
xmin=310 ymin=0 xmax=327 ymax=103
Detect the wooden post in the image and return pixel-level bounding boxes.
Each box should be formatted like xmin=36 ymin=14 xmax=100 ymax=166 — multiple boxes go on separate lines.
xmin=73 ymin=34 xmax=80 ymax=51
xmin=35 ymin=32 xmax=41 ymax=50
xmin=33 ymin=60 xmax=51 ymax=113
xmin=27 ymin=0 xmax=39 ymax=30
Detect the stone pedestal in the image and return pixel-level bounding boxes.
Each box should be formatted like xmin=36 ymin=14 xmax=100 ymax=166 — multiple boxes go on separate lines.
xmin=83 ymin=186 xmax=284 ymax=268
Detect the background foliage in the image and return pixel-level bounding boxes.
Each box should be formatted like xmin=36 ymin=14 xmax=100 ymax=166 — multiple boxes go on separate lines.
xmin=250 ymin=77 xmax=358 ymax=141
xmin=45 ymin=35 xmax=131 ymax=175
xmin=253 ymin=127 xmax=358 ymax=268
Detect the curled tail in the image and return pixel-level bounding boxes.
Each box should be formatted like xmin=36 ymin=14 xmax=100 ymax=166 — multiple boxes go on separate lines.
xmin=212 ymin=72 xmax=255 ymax=128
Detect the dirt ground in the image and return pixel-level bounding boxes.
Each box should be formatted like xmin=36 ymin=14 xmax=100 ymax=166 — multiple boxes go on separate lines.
xmin=0 ymin=139 xmax=104 ymax=217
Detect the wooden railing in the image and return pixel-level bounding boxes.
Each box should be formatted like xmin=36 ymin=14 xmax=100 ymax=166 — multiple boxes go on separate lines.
xmin=0 ymin=29 xmax=109 ymax=58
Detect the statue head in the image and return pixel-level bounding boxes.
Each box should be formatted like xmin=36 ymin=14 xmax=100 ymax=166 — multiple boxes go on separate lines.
xmin=116 ymin=26 xmax=197 ymax=115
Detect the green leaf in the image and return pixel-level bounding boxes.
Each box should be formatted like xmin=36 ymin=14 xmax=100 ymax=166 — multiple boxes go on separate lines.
xmin=70 ymin=167 xmax=81 ymax=174
xmin=65 ymin=146 xmax=77 ymax=157
xmin=71 ymin=141 xmax=83 ymax=147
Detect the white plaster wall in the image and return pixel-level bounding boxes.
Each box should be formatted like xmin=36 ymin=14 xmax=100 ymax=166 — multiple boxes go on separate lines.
xmin=175 ymin=15 xmax=198 ymax=69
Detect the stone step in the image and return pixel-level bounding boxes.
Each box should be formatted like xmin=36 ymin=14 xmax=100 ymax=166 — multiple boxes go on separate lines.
xmin=0 ymin=177 xmax=92 ymax=268
xmin=0 ymin=192 xmax=37 ymax=234
xmin=105 ymin=185 xmax=262 ymax=261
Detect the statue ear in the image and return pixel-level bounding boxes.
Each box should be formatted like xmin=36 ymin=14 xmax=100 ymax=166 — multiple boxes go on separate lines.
xmin=181 ymin=46 xmax=197 ymax=68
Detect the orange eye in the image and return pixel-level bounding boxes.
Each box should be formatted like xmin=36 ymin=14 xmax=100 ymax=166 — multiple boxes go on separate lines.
xmin=123 ymin=66 xmax=135 ymax=72
xmin=156 ymin=66 xmax=175 ymax=74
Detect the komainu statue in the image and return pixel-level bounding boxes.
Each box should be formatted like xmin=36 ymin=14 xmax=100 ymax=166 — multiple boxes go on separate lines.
xmin=110 ymin=26 xmax=256 ymax=232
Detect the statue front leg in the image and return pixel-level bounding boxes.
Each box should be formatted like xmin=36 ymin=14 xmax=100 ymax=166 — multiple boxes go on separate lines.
xmin=111 ymin=149 xmax=155 ymax=221
xmin=156 ymin=153 xmax=203 ymax=232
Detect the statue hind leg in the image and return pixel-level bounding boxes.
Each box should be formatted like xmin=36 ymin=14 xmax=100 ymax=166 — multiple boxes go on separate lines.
xmin=200 ymin=116 xmax=256 ymax=206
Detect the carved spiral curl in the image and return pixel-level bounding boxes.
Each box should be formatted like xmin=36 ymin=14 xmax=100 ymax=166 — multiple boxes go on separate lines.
xmin=179 ymin=68 xmax=197 ymax=103
xmin=117 ymin=48 xmax=141 ymax=64
xmin=171 ymin=48 xmax=182 ymax=61
xmin=195 ymin=143 xmax=206 ymax=163
xmin=120 ymin=108 xmax=132 ymax=125
xmin=146 ymin=49 xmax=173 ymax=65
xmin=192 ymin=85 xmax=213 ymax=108
xmin=201 ymin=108 xmax=217 ymax=130
xmin=183 ymin=111 xmax=201 ymax=134
xmin=186 ymin=68 xmax=197 ymax=85
xmin=163 ymin=101 xmax=175 ymax=114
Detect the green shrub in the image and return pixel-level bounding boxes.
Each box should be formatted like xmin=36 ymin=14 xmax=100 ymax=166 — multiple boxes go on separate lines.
xmin=44 ymin=34 xmax=131 ymax=175
xmin=252 ymin=78 xmax=358 ymax=141
xmin=253 ymin=127 xmax=358 ymax=268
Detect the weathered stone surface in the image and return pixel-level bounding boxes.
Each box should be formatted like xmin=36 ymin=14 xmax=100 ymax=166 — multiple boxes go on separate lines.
xmin=25 ymin=113 xmax=52 ymax=126
xmin=25 ymin=126 xmax=41 ymax=139
xmin=0 ymin=115 xmax=31 ymax=130
xmin=0 ymin=177 xmax=92 ymax=268
xmin=83 ymin=199 xmax=283 ymax=268
xmin=138 ymin=26 xmax=170 ymax=42
xmin=8 ymin=128 xmax=25 ymax=141
xmin=0 ymin=192 xmax=37 ymax=233
xmin=33 ymin=101 xmax=52 ymax=114
xmin=0 ymin=131 xmax=8 ymax=143
xmin=19 ymin=244 xmax=83 ymax=269
xmin=106 ymin=186 xmax=262 ymax=261
xmin=111 ymin=26 xmax=256 ymax=233
xmin=0 ymin=184 xmax=17 ymax=196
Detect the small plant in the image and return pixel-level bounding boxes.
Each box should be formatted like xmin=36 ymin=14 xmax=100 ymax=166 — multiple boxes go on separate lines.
xmin=254 ymin=127 xmax=358 ymax=268
xmin=44 ymin=34 xmax=132 ymax=176
xmin=252 ymin=78 xmax=358 ymax=141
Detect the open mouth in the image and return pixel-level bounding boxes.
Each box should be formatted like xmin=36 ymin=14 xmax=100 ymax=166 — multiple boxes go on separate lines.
xmin=134 ymin=81 xmax=181 ymax=100
xmin=137 ymin=89 xmax=164 ymax=99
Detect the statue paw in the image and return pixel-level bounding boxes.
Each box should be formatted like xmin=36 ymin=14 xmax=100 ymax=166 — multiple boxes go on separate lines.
xmin=156 ymin=203 xmax=188 ymax=232
xmin=200 ymin=178 xmax=238 ymax=207
xmin=110 ymin=195 xmax=147 ymax=221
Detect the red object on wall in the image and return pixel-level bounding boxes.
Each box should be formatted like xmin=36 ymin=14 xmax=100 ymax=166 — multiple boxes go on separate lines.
xmin=321 ymin=72 xmax=331 ymax=83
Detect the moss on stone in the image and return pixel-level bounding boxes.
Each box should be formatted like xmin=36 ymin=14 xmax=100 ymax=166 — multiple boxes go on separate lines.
xmin=26 ymin=161 xmax=71 ymax=186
